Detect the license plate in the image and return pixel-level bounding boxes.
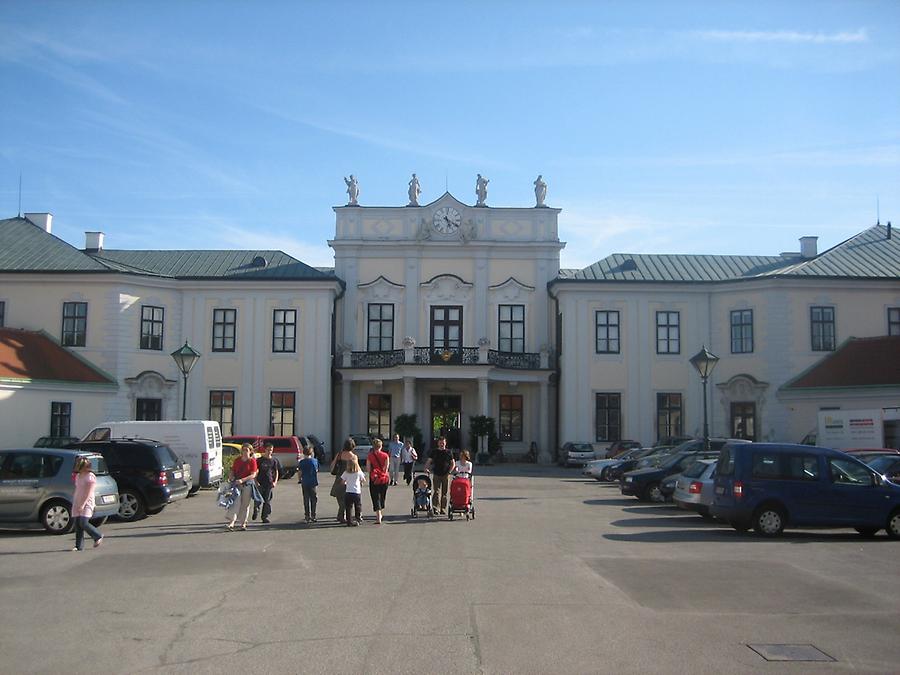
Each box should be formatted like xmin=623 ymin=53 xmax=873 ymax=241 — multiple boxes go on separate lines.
xmin=173 ymin=471 xmax=182 ymax=479
xmin=100 ymin=494 xmax=116 ymax=505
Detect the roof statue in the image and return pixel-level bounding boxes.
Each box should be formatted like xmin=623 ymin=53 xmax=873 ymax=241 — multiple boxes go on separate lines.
xmin=407 ymin=173 xmax=421 ymax=206
xmin=534 ymin=175 xmax=547 ymax=207
xmin=475 ymin=174 xmax=489 ymax=206
xmin=344 ymin=175 xmax=359 ymax=206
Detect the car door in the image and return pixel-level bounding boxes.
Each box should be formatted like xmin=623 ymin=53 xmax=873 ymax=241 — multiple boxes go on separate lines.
xmin=823 ymin=456 xmax=884 ymax=526
xmin=0 ymin=452 xmax=44 ymax=518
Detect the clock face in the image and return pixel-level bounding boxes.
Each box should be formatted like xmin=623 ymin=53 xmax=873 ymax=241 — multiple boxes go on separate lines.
xmin=433 ymin=206 xmax=461 ymax=234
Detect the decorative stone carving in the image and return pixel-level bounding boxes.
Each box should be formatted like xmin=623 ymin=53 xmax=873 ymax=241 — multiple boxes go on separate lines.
xmin=475 ymin=174 xmax=489 ymax=206
xmin=534 ymin=174 xmax=547 ymax=207
xmin=477 ymin=336 xmax=491 ymax=347
xmin=344 ymin=175 xmax=359 ymax=206
xmin=420 ymin=274 xmax=474 ymax=302
xmin=488 ymin=277 xmax=535 ymax=303
xmin=415 ymin=218 xmax=432 ymax=241
xmin=358 ymin=275 xmax=405 ymax=303
xmin=407 ymin=173 xmax=421 ymax=206
xmin=402 ymin=336 xmax=416 ymax=348
xmin=459 ymin=219 xmax=477 ymax=243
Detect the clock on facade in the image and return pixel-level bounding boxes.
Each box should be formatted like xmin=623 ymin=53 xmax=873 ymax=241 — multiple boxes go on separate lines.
xmin=433 ymin=206 xmax=461 ymax=234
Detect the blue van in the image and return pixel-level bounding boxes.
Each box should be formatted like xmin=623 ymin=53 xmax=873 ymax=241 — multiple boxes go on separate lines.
xmin=711 ymin=443 xmax=900 ymax=538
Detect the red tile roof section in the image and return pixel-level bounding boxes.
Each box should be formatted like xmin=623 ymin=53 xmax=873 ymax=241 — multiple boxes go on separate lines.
xmin=787 ymin=336 xmax=900 ymax=388
xmin=0 ymin=328 xmax=115 ymax=384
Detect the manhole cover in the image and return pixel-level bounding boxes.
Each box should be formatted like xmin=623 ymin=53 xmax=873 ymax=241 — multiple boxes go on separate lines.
xmin=748 ymin=644 xmax=835 ymax=662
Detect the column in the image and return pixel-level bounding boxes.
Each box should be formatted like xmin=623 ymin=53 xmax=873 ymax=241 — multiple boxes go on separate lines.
xmin=539 ymin=380 xmax=551 ymax=464
xmin=403 ymin=376 xmax=415 ymax=414
xmin=341 ymin=379 xmax=351 ymax=441
xmin=478 ymin=377 xmax=489 ymax=416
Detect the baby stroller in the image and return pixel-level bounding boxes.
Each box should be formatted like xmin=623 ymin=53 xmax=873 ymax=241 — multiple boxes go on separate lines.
xmin=410 ymin=470 xmax=434 ymax=519
xmin=447 ymin=471 xmax=475 ymax=521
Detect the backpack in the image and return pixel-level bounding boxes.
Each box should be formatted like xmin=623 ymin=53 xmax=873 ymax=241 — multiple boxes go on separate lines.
xmin=369 ymin=450 xmax=390 ymax=485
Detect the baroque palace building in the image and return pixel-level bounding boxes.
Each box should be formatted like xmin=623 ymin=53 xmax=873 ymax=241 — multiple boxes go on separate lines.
xmin=1 ymin=181 xmax=899 ymax=459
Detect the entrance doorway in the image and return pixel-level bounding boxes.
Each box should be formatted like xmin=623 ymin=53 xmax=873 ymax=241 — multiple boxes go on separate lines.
xmin=431 ymin=394 xmax=462 ymax=450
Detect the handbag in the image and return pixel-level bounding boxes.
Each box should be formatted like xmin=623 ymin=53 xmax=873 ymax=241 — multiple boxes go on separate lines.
xmin=370 ymin=451 xmax=389 ymax=485
xmin=331 ymin=458 xmax=344 ymax=476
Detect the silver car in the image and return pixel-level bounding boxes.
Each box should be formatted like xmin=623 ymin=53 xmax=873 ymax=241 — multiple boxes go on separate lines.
xmin=0 ymin=449 xmax=119 ymax=534
xmin=673 ymin=459 xmax=717 ymax=519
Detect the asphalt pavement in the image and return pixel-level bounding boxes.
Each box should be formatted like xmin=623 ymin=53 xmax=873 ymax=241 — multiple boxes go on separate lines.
xmin=0 ymin=465 xmax=898 ymax=674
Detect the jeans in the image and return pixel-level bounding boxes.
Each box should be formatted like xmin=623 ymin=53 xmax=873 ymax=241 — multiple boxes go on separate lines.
xmin=369 ymin=482 xmax=388 ymax=511
xmin=256 ymin=483 xmax=275 ymax=520
xmin=403 ymin=462 xmax=414 ymax=485
xmin=432 ymin=474 xmax=449 ymax=511
xmin=74 ymin=516 xmax=102 ymax=550
xmin=302 ymin=485 xmax=318 ymax=520
xmin=344 ymin=492 xmax=361 ymax=524
xmin=388 ymin=456 xmax=401 ymax=484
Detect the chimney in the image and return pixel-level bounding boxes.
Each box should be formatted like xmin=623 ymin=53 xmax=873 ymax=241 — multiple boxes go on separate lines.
xmin=799 ymin=236 xmax=818 ymax=259
xmin=24 ymin=212 xmax=52 ymax=233
xmin=888 ymin=221 xmax=892 ymax=240
xmin=84 ymin=231 xmax=104 ymax=253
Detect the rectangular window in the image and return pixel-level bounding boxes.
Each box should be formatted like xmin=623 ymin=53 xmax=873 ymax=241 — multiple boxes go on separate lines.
xmin=209 ymin=390 xmax=234 ymax=436
xmin=810 ymin=306 xmax=835 ymax=351
xmin=61 ymin=301 xmax=87 ymax=347
xmin=656 ymin=393 xmax=682 ymax=441
xmin=595 ymin=311 xmax=620 ymax=354
xmin=140 ymin=305 xmax=164 ymax=350
xmin=499 ymin=395 xmax=523 ymax=442
xmin=269 ymin=391 xmax=295 ymax=436
xmin=212 ymin=308 xmax=237 ymax=352
xmin=431 ymin=305 xmax=462 ymax=348
xmin=136 ymin=398 xmax=162 ymax=421
xmin=889 ymin=308 xmax=900 ymax=336
xmin=656 ymin=311 xmax=680 ymax=354
xmin=367 ymin=394 xmax=391 ymax=439
xmin=367 ymin=304 xmax=394 ymax=351
xmin=50 ymin=402 xmax=71 ymax=437
xmin=0 ymin=300 xmax=5 ymax=327
xmin=730 ymin=309 xmax=753 ymax=354
xmin=498 ymin=304 xmax=525 ymax=353
xmin=730 ymin=402 xmax=756 ymax=441
xmin=595 ymin=393 xmax=621 ymax=442
xmin=272 ymin=309 xmax=296 ymax=353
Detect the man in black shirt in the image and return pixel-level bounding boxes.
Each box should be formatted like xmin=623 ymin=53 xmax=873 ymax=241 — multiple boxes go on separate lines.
xmin=254 ymin=443 xmax=281 ymax=523
xmin=425 ymin=437 xmax=455 ymax=514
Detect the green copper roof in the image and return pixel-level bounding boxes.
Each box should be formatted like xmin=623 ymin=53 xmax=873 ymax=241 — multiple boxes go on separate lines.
xmin=91 ymin=250 xmax=335 ymax=280
xmin=0 ymin=217 xmax=110 ymax=272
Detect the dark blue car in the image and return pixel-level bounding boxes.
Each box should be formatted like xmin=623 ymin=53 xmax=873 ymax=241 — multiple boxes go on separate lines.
xmin=711 ymin=443 xmax=900 ymax=538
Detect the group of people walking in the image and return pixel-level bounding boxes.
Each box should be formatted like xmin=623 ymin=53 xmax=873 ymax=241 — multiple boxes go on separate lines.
xmin=221 ymin=434 xmax=472 ymax=529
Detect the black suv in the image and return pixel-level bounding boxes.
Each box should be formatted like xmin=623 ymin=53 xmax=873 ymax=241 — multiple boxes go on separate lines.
xmin=69 ymin=439 xmax=190 ymax=521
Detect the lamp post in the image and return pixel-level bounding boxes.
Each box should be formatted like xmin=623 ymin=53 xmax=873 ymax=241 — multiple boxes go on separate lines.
xmin=689 ymin=345 xmax=720 ymax=453
xmin=171 ymin=340 xmax=201 ymax=421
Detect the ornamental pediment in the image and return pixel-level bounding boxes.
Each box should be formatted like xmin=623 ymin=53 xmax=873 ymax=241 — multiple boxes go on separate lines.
xmin=420 ymin=274 xmax=474 ymax=302
xmin=358 ymin=275 xmax=405 ymax=302
xmin=488 ymin=277 xmax=535 ymax=302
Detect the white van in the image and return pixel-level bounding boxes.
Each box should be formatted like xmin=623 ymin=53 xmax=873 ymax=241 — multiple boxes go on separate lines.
xmin=82 ymin=420 xmax=223 ymax=491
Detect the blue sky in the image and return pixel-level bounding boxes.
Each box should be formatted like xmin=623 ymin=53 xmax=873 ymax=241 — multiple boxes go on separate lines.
xmin=1 ymin=1 xmax=898 ymax=268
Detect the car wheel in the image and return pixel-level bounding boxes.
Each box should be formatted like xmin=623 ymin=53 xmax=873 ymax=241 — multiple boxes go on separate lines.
xmin=146 ymin=505 xmax=166 ymax=516
xmin=753 ymin=505 xmax=786 ymax=537
xmin=886 ymin=510 xmax=900 ymax=539
xmin=855 ymin=527 xmax=878 ymax=538
xmin=41 ymin=500 xmax=73 ymax=534
xmin=90 ymin=516 xmax=108 ymax=527
xmin=644 ymin=482 xmax=664 ymax=503
xmin=117 ymin=489 xmax=146 ymax=522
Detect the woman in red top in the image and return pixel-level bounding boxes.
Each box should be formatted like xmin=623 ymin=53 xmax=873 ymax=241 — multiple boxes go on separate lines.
xmin=227 ymin=443 xmax=258 ymax=531
xmin=366 ymin=438 xmax=390 ymax=524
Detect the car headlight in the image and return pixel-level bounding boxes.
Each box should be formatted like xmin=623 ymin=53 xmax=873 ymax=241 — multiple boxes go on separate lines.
xmin=625 ymin=477 xmax=633 ymax=483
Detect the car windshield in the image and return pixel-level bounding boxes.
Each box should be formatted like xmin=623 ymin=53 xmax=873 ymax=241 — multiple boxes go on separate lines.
xmin=659 ymin=453 xmax=690 ymax=470
xmin=867 ymin=455 xmax=899 ymax=473
xmin=682 ymin=460 xmax=711 ymax=478
xmin=571 ymin=444 xmax=593 ymax=452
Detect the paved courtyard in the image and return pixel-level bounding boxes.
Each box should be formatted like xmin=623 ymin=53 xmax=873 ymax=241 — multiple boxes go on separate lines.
xmin=1 ymin=465 xmax=898 ymax=674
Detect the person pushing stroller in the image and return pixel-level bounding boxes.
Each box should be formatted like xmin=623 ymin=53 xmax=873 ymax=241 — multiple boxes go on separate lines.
xmin=424 ymin=437 xmax=455 ymax=514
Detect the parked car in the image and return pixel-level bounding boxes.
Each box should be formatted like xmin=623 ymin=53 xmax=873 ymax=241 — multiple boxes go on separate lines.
xmin=0 ymin=449 xmax=119 ymax=534
xmin=583 ymin=447 xmax=647 ymax=480
xmin=711 ymin=442 xmax=900 ymax=538
xmin=350 ymin=434 xmax=374 ymax=464
xmin=300 ymin=434 xmax=327 ymax=463
xmin=607 ymin=447 xmax=675 ymax=482
xmin=32 ymin=436 xmax=80 ymax=449
xmin=605 ymin=440 xmax=643 ymax=458
xmin=673 ymin=459 xmax=717 ymax=518
xmin=223 ymin=435 xmax=264 ymax=452
xmin=69 ymin=439 xmax=190 ymax=522
xmin=621 ymin=450 xmax=720 ymax=502
xmin=558 ymin=442 xmax=598 ymax=467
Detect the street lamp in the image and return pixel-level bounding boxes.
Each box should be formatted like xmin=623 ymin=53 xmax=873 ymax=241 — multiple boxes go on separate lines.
xmin=689 ymin=345 xmax=720 ymax=453
xmin=171 ymin=340 xmax=201 ymax=421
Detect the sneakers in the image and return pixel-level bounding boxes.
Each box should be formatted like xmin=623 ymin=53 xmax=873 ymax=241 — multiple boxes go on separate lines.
xmin=71 ymin=547 xmax=81 ymax=552
xmin=252 ymin=508 xmax=259 ymax=521
xmin=261 ymin=517 xmax=270 ymax=524
xmin=93 ymin=538 xmax=103 ymax=548
xmin=311 ymin=517 xmax=317 ymax=523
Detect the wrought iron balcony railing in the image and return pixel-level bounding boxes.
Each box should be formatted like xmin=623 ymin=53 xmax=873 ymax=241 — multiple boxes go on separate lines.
xmin=344 ymin=346 xmax=551 ymax=370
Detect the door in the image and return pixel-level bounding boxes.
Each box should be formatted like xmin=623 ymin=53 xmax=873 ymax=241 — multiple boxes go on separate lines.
xmin=0 ymin=453 xmax=44 ymax=518
xmin=136 ymin=398 xmax=162 ymax=421
xmin=431 ymin=395 xmax=462 ymax=450
xmin=430 ymin=306 xmax=462 ymax=364
xmin=730 ymin=402 xmax=756 ymax=441
xmin=823 ymin=456 xmax=884 ymax=526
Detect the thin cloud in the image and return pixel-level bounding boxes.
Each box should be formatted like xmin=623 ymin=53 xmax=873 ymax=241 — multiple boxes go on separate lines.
xmin=692 ymin=28 xmax=868 ymax=44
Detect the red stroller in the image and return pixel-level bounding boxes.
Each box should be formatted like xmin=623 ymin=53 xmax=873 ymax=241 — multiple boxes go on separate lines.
xmin=447 ymin=471 xmax=475 ymax=521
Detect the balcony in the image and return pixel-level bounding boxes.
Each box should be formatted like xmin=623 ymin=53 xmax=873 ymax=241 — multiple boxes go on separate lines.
xmin=343 ymin=346 xmax=552 ymax=370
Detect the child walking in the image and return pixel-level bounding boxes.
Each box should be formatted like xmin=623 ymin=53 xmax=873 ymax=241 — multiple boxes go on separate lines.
xmin=298 ymin=445 xmax=319 ymax=523
xmin=341 ymin=457 xmax=366 ymax=526
xmin=71 ymin=456 xmax=103 ymax=551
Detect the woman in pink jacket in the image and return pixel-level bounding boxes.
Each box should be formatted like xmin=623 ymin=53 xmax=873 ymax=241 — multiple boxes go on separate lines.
xmin=71 ymin=456 xmax=104 ymax=551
